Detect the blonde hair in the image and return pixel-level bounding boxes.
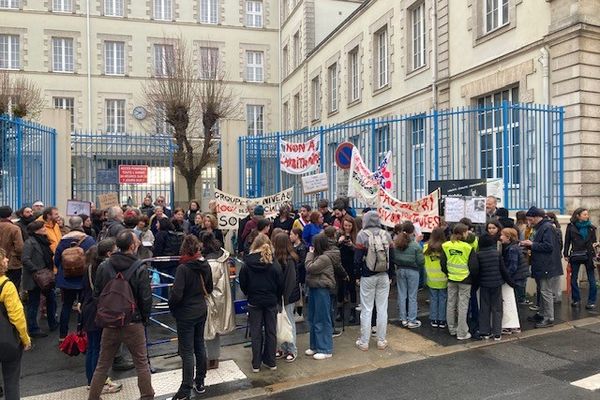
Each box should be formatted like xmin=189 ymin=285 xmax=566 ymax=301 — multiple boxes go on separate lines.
xmin=501 ymin=227 xmax=519 ymax=242
xmin=250 ymin=233 xmax=273 ymax=264
xmin=204 ymin=213 xmax=218 ymax=229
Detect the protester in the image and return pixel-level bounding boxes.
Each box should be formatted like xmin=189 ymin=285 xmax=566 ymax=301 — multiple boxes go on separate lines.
xmin=515 ymin=211 xmax=528 ymax=240
xmin=133 ymin=215 xmax=154 ymax=260
xmin=393 ymin=221 xmax=425 ymax=329
xmin=149 ymin=206 xmax=168 ymax=235
xmin=499 ymin=228 xmax=527 ymax=334
xmin=496 ymin=208 xmax=515 ymax=229
xmin=244 ymin=218 xmax=272 ymax=254
xmin=292 ymin=205 xmax=311 ymax=231
xmin=353 ymin=211 xmax=392 ymax=351
xmin=272 ymin=204 xmax=294 ymax=233
xmin=237 ymin=203 xmax=256 ymax=255
xmin=240 ymin=234 xmax=283 ymax=372
xmin=88 ymin=230 xmax=154 ymax=400
xmin=336 ymin=215 xmax=358 ymax=324
xmin=57 ymin=216 xmax=70 ymax=236
xmin=16 ymin=206 xmax=35 ymax=241
xmin=186 ymin=200 xmax=201 ymax=225
xmin=169 ymin=235 xmax=213 ymax=399
xmin=155 ymin=196 xmax=172 ymax=218
xmin=80 ymin=214 xmax=97 ymax=239
xmin=332 ymin=202 xmax=347 ymax=230
xmin=172 ymin=208 xmax=190 ymax=234
xmin=0 ymin=206 xmax=24 ymax=289
xmin=22 ymin=221 xmax=58 ymax=337
xmin=424 ymin=228 xmax=448 ymax=328
xmin=153 ymin=218 xmax=184 ymax=301
xmin=290 ymin=227 xmax=307 ymax=320
xmin=0 ymin=247 xmax=32 ymax=400
xmin=201 ymin=214 xmax=224 ymax=247
xmin=139 ymin=196 xmax=155 ymax=217
xmin=54 ymin=216 xmax=96 ymax=341
xmin=190 ymin=213 xmax=204 ymax=238
xmin=32 ymin=201 xmax=45 ymax=215
xmin=302 ymin=211 xmax=324 ymax=247
xmin=564 ymin=208 xmax=597 ymax=309
xmin=486 ymin=196 xmax=498 ymax=219
xmin=318 ymin=199 xmax=335 ymax=226
xmin=485 ymin=220 xmax=502 ymax=243
xmin=103 ymin=206 xmax=126 ymax=239
xmin=241 ymin=205 xmax=265 ymax=246
xmin=91 ymin=210 xmax=105 ymax=238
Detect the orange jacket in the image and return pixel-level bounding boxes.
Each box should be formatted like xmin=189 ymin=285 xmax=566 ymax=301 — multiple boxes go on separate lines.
xmin=36 ymin=216 xmax=62 ymax=253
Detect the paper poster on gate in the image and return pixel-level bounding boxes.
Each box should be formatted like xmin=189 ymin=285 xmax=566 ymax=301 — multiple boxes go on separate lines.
xmin=377 ymin=189 xmax=441 ymax=232
xmin=214 ymin=188 xmax=294 ymax=229
xmin=347 ymin=147 xmax=380 ymax=206
xmin=279 ymin=137 xmax=320 ymax=175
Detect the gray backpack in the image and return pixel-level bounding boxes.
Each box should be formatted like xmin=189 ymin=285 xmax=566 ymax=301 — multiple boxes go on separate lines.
xmin=364 ymin=230 xmax=389 ymax=273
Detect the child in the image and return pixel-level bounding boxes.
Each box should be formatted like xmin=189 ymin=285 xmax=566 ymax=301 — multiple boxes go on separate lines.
xmin=424 ymin=228 xmax=448 ymax=329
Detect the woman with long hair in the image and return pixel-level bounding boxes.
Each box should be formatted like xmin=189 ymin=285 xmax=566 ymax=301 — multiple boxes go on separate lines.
xmin=272 ymin=233 xmax=300 ymax=362
xmin=240 ymin=234 xmax=283 ymax=372
xmin=187 ymin=200 xmax=201 ymax=225
xmin=336 ymin=215 xmax=358 ymax=324
xmin=201 ymin=214 xmax=224 ymax=248
xmin=169 ymin=235 xmax=213 ymax=399
xmin=302 ymin=211 xmax=324 ymax=247
xmin=272 ymin=204 xmax=294 ymax=233
xmin=290 ymin=227 xmax=307 ymax=319
xmin=424 ymin=228 xmax=448 ymax=329
xmin=499 ymin=227 xmax=528 ymax=333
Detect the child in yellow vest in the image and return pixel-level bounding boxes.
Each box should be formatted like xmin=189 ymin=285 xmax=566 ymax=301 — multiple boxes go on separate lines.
xmin=424 ymin=228 xmax=448 ymax=329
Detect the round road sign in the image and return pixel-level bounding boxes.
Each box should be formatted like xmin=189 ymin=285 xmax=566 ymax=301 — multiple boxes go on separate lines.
xmin=335 ymin=142 xmax=354 ymax=169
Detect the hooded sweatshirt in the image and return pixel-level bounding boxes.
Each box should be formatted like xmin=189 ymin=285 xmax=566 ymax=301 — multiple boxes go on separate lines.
xmin=305 ymin=248 xmax=341 ymax=291
xmin=240 ymin=252 xmax=283 ymax=308
xmin=169 ymin=258 xmax=213 ymax=321
xmin=353 ymin=211 xmax=394 ymax=279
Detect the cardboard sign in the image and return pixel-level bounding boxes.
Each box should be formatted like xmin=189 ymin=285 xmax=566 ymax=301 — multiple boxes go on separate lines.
xmin=66 ymin=200 xmax=92 ymax=217
xmin=377 ymin=189 xmax=441 ymax=233
xmin=279 ymin=137 xmax=320 ymax=175
xmin=119 ymin=165 xmax=148 ymax=184
xmin=336 ymin=169 xmax=350 ymax=198
xmin=347 ymin=147 xmax=379 ymax=206
xmin=214 ymin=188 xmax=294 ymax=229
xmin=444 ymin=196 xmax=486 ymax=224
xmin=301 ymin=173 xmax=328 ymax=195
xmin=97 ymin=192 xmax=119 ymax=210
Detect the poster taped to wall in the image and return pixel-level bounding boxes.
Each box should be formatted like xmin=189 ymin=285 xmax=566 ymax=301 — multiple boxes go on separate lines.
xmin=444 ymin=197 xmax=486 ymax=224
xmin=214 ymin=188 xmax=294 ymax=229
xmin=347 ymin=147 xmax=379 ymax=206
xmin=279 ymin=137 xmax=320 ymax=175
xmin=301 ymin=173 xmax=328 ymax=195
xmin=377 ymin=189 xmax=441 ymax=232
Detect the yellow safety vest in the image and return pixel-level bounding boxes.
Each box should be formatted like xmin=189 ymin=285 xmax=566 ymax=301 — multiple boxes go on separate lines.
xmin=442 ymin=240 xmax=473 ymax=282
xmin=468 ymin=236 xmax=479 ymax=251
xmin=424 ymin=244 xmax=447 ymax=289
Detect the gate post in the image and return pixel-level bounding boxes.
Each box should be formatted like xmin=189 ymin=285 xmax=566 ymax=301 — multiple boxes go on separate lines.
xmin=433 ymin=109 xmax=439 ymax=180
xmin=15 ymin=118 xmax=23 ymax=208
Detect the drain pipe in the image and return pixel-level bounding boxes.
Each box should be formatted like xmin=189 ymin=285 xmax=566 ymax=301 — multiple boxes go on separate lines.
xmin=86 ymin=0 xmax=92 ymax=132
xmin=431 ymin=2 xmax=438 ymax=109
xmin=538 ymin=47 xmax=550 ymax=105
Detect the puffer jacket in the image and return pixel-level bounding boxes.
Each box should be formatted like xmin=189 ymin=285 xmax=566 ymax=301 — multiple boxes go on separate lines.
xmin=502 ymin=241 xmax=529 ymax=287
xmin=305 ymin=248 xmax=341 ymax=291
xmin=240 ymin=252 xmax=283 ymax=308
xmin=530 ymin=218 xmax=563 ymax=279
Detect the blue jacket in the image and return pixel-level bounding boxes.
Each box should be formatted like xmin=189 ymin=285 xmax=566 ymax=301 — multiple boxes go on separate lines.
xmin=530 ymin=219 xmax=563 ymax=279
xmin=55 ymin=232 xmax=96 ymax=290
xmin=302 ymin=223 xmax=323 ymax=247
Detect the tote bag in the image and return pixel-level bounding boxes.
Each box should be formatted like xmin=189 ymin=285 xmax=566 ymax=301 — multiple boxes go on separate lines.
xmin=276 ymin=298 xmax=294 ymax=345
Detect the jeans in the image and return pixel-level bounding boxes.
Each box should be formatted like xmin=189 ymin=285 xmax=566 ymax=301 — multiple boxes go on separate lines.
xmin=571 ymin=262 xmax=597 ymax=304
xmin=396 ymin=268 xmax=419 ymax=322
xmin=308 ymin=288 xmax=333 ymax=354
xmin=1 ymin=348 xmax=22 ymax=400
xmin=88 ymin=324 xmax=154 ymax=400
xmin=59 ymin=289 xmax=80 ymax=337
xmin=27 ymin=287 xmax=57 ymax=333
xmin=429 ymin=288 xmax=448 ymax=322
xmin=539 ymin=276 xmax=560 ymax=322
xmin=447 ymin=282 xmax=471 ymax=338
xmin=86 ymin=329 xmax=102 ymax=385
xmin=176 ymin=318 xmax=207 ymax=393
xmin=515 ymin=285 xmax=526 ymax=303
xmin=6 ymin=268 xmax=21 ymax=292
xmin=206 ymin=334 xmax=221 ymax=361
xmin=247 ymin=304 xmax=277 ymax=369
xmin=281 ymin=303 xmax=297 ymax=356
xmin=479 ymin=286 xmax=503 ymax=336
xmin=359 ymin=273 xmax=390 ymax=345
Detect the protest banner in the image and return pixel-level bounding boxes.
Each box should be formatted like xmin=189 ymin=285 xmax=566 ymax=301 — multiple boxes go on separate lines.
xmin=214 ymin=188 xmax=294 ymax=229
xmin=279 ymin=137 xmax=320 ymax=175
xmin=97 ymin=192 xmax=119 ymax=210
xmin=66 ymin=200 xmax=92 ymax=217
xmin=373 ymin=151 xmax=393 ymax=191
xmin=377 ymin=189 xmax=441 ymax=232
xmin=301 ymin=172 xmax=328 ymax=195
xmin=347 ymin=147 xmax=379 ymax=206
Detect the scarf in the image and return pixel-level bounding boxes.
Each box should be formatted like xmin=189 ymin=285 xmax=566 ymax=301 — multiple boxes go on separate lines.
xmin=575 ymin=220 xmax=591 ymax=240
xmin=179 ymin=253 xmax=200 ymax=265
xmin=33 ymin=234 xmax=54 ymax=269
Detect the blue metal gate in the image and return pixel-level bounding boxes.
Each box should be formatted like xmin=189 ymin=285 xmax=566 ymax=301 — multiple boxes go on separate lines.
xmin=0 ymin=115 xmax=56 ymax=209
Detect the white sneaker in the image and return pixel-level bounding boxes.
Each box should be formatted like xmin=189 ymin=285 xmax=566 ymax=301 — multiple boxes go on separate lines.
xmin=407 ymin=320 xmax=421 ymax=329
xmin=355 ymin=304 xmax=362 ymax=311
xmin=371 ymin=327 xmax=377 ymax=337
xmin=376 ymin=340 xmax=388 ymax=350
xmin=355 ymin=340 xmax=368 ymax=351
xmin=401 ymin=320 xmax=408 ymax=328
xmin=102 ymin=378 xmax=122 ymax=394
xmin=305 ymin=349 xmax=316 ymax=356
xmin=457 ymin=333 xmax=472 ymax=340
xmin=313 ymin=353 xmax=332 ymax=360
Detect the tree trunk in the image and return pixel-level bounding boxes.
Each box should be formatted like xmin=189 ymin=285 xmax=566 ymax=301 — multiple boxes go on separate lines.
xmin=185 ymin=174 xmax=197 ymax=202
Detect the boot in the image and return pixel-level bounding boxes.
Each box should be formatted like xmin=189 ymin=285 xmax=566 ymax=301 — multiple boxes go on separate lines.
xmin=335 ymin=306 xmax=343 ymax=322
xmin=348 ymin=308 xmax=357 ymax=324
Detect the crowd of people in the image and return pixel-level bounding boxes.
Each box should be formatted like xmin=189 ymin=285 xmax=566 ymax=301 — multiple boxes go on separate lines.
xmin=0 ymin=194 xmax=598 ymax=400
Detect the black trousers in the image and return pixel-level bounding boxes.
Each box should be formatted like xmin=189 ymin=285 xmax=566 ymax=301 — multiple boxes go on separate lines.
xmin=479 ymin=286 xmax=503 ymax=336
xmin=247 ymin=304 xmax=277 ymax=369
xmin=2 ymin=349 xmax=22 ymax=400
xmin=176 ymin=317 xmax=207 ymax=393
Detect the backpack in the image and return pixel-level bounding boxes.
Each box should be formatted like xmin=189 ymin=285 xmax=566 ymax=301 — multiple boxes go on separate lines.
xmin=0 ymin=280 xmax=22 ymax=362
xmin=95 ymin=260 xmax=144 ymax=328
xmin=61 ymin=236 xmax=87 ymax=278
xmin=163 ymin=231 xmax=184 ymax=256
xmin=364 ymin=230 xmax=390 ymax=273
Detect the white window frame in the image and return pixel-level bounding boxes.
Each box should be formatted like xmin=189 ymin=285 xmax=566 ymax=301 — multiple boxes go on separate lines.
xmin=200 ymin=0 xmax=219 ymax=24
xmin=293 ymin=93 xmax=301 ymax=130
xmin=246 ymin=0 xmax=263 ymax=28
xmin=411 ymin=117 xmax=425 ymax=199
xmin=199 ymin=47 xmax=219 ymax=80
xmin=105 ymin=99 xmax=125 ymax=133
xmin=52 ymin=0 xmax=72 ymax=12
xmin=485 ymin=0 xmax=509 ymax=33
xmin=246 ymin=50 xmax=264 ymax=82
xmin=376 ymin=27 xmax=388 ymax=89
xmin=0 ymin=0 xmax=19 ymax=9
xmin=154 ymin=0 xmax=172 ymax=20
xmin=153 ymin=44 xmax=173 ymax=77
xmin=104 ymin=41 xmax=125 ymax=75
xmin=0 ymin=35 xmax=19 ymax=70
xmin=412 ymin=2 xmax=426 ymax=70
xmin=246 ymin=104 xmax=264 ymax=136
xmin=328 ymin=63 xmax=338 ymax=113
xmin=282 ymin=45 xmax=289 ymax=77
xmin=311 ymin=76 xmax=320 ymax=121
xmin=104 ymin=0 xmax=124 ymax=16
xmin=293 ymin=31 xmax=300 ymax=68
xmin=53 ymin=97 xmax=75 ymax=132
xmin=52 ymin=37 xmax=74 ymax=73
xmin=154 ymin=102 xmax=172 ymax=135
xmin=348 ymin=48 xmax=360 ymax=102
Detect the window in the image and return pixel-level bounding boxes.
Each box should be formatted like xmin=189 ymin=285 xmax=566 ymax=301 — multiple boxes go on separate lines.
xmin=282 ymin=102 xmax=289 ymax=131
xmin=477 ymin=86 xmax=519 ymax=185
xmin=375 ymin=27 xmax=388 ymax=88
xmin=199 ymin=47 xmax=219 ymax=79
xmin=105 ymin=99 xmax=125 ymax=133
xmin=104 ymin=0 xmax=124 ymax=16
xmin=348 ymin=47 xmax=360 ymax=102
xmin=0 ymin=0 xmax=18 ymax=8
xmin=293 ymin=93 xmax=301 ymax=129
xmin=411 ymin=117 xmax=425 ymax=199
xmin=52 ymin=37 xmax=74 ymax=73
xmin=485 ymin=0 xmax=509 ymax=33
xmin=0 ymin=35 xmax=19 ymax=70
xmin=104 ymin=41 xmax=125 ymax=75
xmin=53 ymin=97 xmax=75 ymax=132
xmin=246 ymin=50 xmax=263 ymax=82
xmin=412 ymin=2 xmax=426 ymax=70
xmin=53 ymin=0 xmax=72 ymax=12
xmin=154 ymin=103 xmax=172 ymax=134
xmin=282 ymin=45 xmax=289 ymax=77
xmin=200 ymin=0 xmax=219 ymax=24
xmin=154 ymin=0 xmax=171 ymax=20
xmin=246 ymin=104 xmax=264 ymax=136
xmin=246 ymin=0 xmax=263 ymax=28
xmin=154 ymin=44 xmax=174 ymax=77
xmin=293 ymin=31 xmax=300 ymax=68
xmin=375 ymin=124 xmax=390 ymax=158
xmin=328 ymin=63 xmax=338 ymax=113
xmin=311 ymin=76 xmax=320 ymax=121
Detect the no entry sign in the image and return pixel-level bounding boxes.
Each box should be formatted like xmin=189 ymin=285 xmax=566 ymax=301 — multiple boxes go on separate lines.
xmin=335 ymin=142 xmax=354 ymax=169
xmin=119 ymin=165 xmax=148 ymax=184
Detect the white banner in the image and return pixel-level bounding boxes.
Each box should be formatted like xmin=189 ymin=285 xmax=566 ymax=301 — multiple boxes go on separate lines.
xmin=279 ymin=137 xmax=320 ymax=175
xmin=377 ymin=189 xmax=441 ymax=233
xmin=214 ymin=188 xmax=294 ymax=229
xmin=347 ymin=147 xmax=380 ymax=206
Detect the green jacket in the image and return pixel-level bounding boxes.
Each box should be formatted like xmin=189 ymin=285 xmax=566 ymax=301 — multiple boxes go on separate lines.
xmin=392 ymin=241 xmax=425 ymax=271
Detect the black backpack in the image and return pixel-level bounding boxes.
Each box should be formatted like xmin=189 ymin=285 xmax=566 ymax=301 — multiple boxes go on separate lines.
xmin=0 ymin=280 xmax=22 ymax=362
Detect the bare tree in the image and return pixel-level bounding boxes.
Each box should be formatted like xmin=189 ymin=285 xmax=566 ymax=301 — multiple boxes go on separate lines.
xmin=0 ymin=70 xmax=44 ymax=119
xmin=143 ymin=37 xmax=238 ymax=202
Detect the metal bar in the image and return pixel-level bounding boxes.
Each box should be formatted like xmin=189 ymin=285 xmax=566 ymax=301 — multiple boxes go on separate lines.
xmin=502 ymin=101 xmax=510 ymax=208
xmin=558 ymin=107 xmax=565 ymax=213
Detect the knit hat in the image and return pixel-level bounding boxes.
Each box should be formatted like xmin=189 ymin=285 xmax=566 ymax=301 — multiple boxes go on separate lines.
xmin=0 ymin=206 xmax=13 ymax=219
xmin=525 ymin=206 xmax=545 ymax=218
xmin=254 ymin=205 xmax=265 ymax=216
xmin=478 ymin=233 xmax=497 ymax=249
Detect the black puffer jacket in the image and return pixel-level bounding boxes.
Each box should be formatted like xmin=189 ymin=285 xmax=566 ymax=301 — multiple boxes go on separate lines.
xmin=168 ymin=259 xmax=213 ymax=321
xmin=530 ymin=219 xmax=563 ymax=279
xmin=502 ymin=241 xmax=529 ymax=287
xmin=240 ymin=252 xmax=283 ymax=308
xmin=476 ymin=245 xmax=507 ymax=288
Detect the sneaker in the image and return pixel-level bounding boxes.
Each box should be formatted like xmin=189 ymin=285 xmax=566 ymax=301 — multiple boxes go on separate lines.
xmin=512 ymin=328 xmax=522 ymax=334
xmin=376 ymin=340 xmax=388 ymax=350
xmin=571 ymin=301 xmax=580 ymax=307
xmin=355 ymin=304 xmax=362 ymax=311
xmin=535 ymin=319 xmax=554 ymax=329
xmin=313 ymin=353 xmax=332 ymax=360
xmin=171 ymin=390 xmax=190 ymax=400
xmin=400 ymin=320 xmax=408 ymax=328
xmin=193 ymin=382 xmax=206 ymax=394
xmin=371 ymin=327 xmax=377 ymax=337
xmin=518 ymin=299 xmax=532 ymax=306
xmin=585 ymin=303 xmax=596 ymax=310
xmin=501 ymin=328 xmax=513 ymax=335
xmin=457 ymin=333 xmax=472 ymax=340
xmin=528 ymin=304 xmax=540 ymax=311
xmin=355 ymin=340 xmax=368 ymax=351
xmin=494 ymin=335 xmax=501 ymax=341
xmin=102 ymin=378 xmax=122 ymax=394
xmin=275 ymin=350 xmax=285 ymax=359
xmin=285 ymin=353 xmax=297 ymax=363
xmin=263 ymin=363 xmax=277 ymax=371
xmin=407 ymin=320 xmax=421 ymax=329
xmin=305 ymin=349 xmax=316 ymax=356
xmin=478 ymin=333 xmax=491 ymax=340
xmin=438 ymin=321 xmax=447 ymax=329
xmin=430 ymin=320 xmax=439 ymax=328
xmin=252 ymin=366 xmax=260 ymax=373
xmin=332 ymin=329 xmax=343 ymax=338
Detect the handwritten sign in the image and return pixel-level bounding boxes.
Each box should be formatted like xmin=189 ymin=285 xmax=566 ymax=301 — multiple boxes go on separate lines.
xmin=279 ymin=137 xmax=320 ymax=175
xmin=377 ymin=189 xmax=440 ymax=233
xmin=119 ymin=165 xmax=148 ymax=184
xmin=444 ymin=197 xmax=466 ymax=223
xmin=347 ymin=147 xmax=379 ymax=206
xmin=97 ymin=192 xmax=119 ymax=210
xmin=214 ymin=188 xmax=294 ymax=229
xmin=301 ymin=173 xmax=328 ymax=195
xmin=444 ymin=197 xmax=486 ymax=224
xmin=66 ymin=200 xmax=92 ymax=217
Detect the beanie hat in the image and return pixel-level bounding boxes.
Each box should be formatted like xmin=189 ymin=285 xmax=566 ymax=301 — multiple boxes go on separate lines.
xmin=496 ymin=207 xmax=509 ymax=218
xmin=254 ymin=205 xmax=265 ymax=216
xmin=478 ymin=234 xmax=497 ymax=249
xmin=0 ymin=206 xmax=13 ymax=219
xmin=525 ymin=206 xmax=545 ymax=218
